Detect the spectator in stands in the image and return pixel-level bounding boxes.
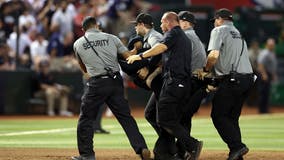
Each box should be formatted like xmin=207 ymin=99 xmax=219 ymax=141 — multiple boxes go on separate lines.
xmin=257 ymin=38 xmax=278 ymax=113
xmin=19 ymin=8 xmax=37 ymax=33
xmin=73 ymin=2 xmax=91 ymax=39
xmin=0 ymin=1 xmax=26 ymax=40
xmin=47 ymin=0 xmax=78 ymax=72
xmin=27 ymin=0 xmax=45 ymax=13
xmin=35 ymin=59 xmax=73 ymax=116
xmin=50 ymin=0 xmax=74 ymax=43
xmin=0 ymin=19 xmax=6 ymax=43
xmin=0 ymin=43 xmax=15 ymax=71
xmin=30 ymin=33 xmax=49 ymax=71
xmin=36 ymin=0 xmax=56 ymax=37
xmin=17 ymin=47 xmax=33 ymax=71
xmin=47 ymin=31 xmax=79 ymax=72
xmin=105 ymin=0 xmax=137 ymax=35
xmin=7 ymin=26 xmax=32 ymax=68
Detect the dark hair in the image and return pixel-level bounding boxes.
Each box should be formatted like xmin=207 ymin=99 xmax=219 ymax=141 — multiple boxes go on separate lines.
xmin=82 ymin=16 xmax=97 ymax=31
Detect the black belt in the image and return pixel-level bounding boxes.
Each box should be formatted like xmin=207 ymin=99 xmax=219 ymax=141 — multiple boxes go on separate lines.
xmin=191 ymin=75 xmax=220 ymax=86
xmin=219 ymin=73 xmax=254 ymax=79
xmin=93 ymin=72 xmax=120 ymax=79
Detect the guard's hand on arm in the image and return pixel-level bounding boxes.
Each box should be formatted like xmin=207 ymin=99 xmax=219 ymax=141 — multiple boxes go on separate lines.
xmin=197 ymin=70 xmax=209 ymax=80
xmin=83 ymin=73 xmax=90 ymax=80
xmin=206 ymin=85 xmax=217 ymax=93
xmin=127 ymin=55 xmax=142 ymax=64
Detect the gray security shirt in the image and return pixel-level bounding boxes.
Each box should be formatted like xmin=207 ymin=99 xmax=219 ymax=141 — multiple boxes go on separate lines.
xmin=184 ymin=27 xmax=206 ymax=71
xmin=73 ymin=28 xmax=128 ymax=77
xmin=208 ymin=21 xmax=253 ymax=76
xmin=143 ymin=28 xmax=163 ymax=48
xmin=258 ymin=49 xmax=277 ymax=75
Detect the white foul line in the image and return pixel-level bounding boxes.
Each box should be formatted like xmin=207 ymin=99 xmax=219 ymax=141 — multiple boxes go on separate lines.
xmin=0 ymin=128 xmax=75 ymax=136
xmin=0 ymin=123 xmax=151 ymax=137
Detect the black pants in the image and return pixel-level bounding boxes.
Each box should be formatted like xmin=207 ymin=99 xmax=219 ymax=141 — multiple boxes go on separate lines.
xmin=119 ymin=59 xmax=149 ymax=75
xmin=258 ymin=79 xmax=271 ymax=113
xmin=176 ymin=78 xmax=208 ymax=155
xmin=181 ymin=78 xmax=207 ymax=132
xmin=144 ymin=75 xmax=176 ymax=155
xmin=157 ymin=77 xmax=197 ymax=151
xmin=145 ymin=93 xmax=159 ymax=134
xmin=93 ymin=104 xmax=106 ymax=130
xmin=77 ymin=74 xmax=148 ymax=157
xmin=211 ymin=75 xmax=254 ymax=151
xmin=144 ymin=74 xmax=163 ymax=135
xmin=83 ymin=78 xmax=107 ymax=131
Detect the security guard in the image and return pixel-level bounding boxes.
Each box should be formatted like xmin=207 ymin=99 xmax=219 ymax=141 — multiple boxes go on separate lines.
xmin=128 ymin=12 xmax=202 ymax=160
xmin=199 ymin=8 xmax=254 ymax=160
xmin=72 ymin=16 xmax=151 ymax=160
xmin=177 ymin=10 xmax=207 ymax=158
xmin=130 ymin=13 xmax=163 ymax=133
xmin=178 ymin=11 xmax=207 ymax=127
xmin=131 ymin=13 xmax=176 ymax=159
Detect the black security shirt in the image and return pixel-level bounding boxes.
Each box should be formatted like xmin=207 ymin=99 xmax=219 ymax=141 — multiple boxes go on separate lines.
xmin=161 ymin=26 xmax=192 ymax=79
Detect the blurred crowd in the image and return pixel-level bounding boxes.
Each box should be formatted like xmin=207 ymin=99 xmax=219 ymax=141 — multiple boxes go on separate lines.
xmin=0 ymin=0 xmax=283 ymax=116
xmin=0 ymin=0 xmax=152 ymax=72
xmin=0 ymin=0 xmax=153 ymax=116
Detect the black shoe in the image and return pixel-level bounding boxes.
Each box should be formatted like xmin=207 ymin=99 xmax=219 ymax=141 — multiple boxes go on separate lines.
xmin=185 ymin=140 xmax=203 ymax=160
xmin=237 ymin=156 xmax=244 ymax=160
xmin=183 ymin=151 xmax=192 ymax=160
xmin=227 ymin=147 xmax=249 ymax=160
xmin=140 ymin=148 xmax=151 ymax=160
xmin=94 ymin=128 xmax=110 ymax=134
xmin=154 ymin=152 xmax=182 ymax=160
xmin=71 ymin=155 xmax=95 ymax=160
xmin=154 ymin=151 xmax=170 ymax=160
xmin=171 ymin=153 xmax=183 ymax=160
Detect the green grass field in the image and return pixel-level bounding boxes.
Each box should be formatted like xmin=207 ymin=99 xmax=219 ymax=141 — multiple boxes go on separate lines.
xmin=0 ymin=114 xmax=284 ymax=151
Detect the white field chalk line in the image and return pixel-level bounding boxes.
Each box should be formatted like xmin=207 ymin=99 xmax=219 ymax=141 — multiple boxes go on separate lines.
xmin=1 ymin=114 xmax=283 ymax=137
xmin=0 ymin=123 xmax=151 ymax=137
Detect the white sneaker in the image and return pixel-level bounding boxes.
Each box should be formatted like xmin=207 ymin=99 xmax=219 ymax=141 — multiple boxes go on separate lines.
xmin=59 ymin=110 xmax=73 ymax=117
xmin=47 ymin=110 xmax=55 ymax=116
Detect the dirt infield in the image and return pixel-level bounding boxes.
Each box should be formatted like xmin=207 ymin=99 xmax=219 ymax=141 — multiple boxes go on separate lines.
xmin=1 ymin=105 xmax=284 ymax=160
xmin=0 ymin=148 xmax=284 ymax=160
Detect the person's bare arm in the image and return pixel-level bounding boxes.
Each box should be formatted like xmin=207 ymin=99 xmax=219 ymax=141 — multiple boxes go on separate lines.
xmin=198 ymin=50 xmax=219 ymax=80
xmin=127 ymin=43 xmax=168 ymax=64
xmin=120 ymin=41 xmax=143 ymax=59
xmin=204 ymin=50 xmax=220 ymax=71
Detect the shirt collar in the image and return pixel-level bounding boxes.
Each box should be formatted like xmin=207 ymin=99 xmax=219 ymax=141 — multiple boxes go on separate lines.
xmin=183 ymin=26 xmax=194 ymax=32
xmin=222 ymin=21 xmax=234 ymax=26
xmin=86 ymin=28 xmax=100 ymax=33
xmin=143 ymin=28 xmax=154 ymax=42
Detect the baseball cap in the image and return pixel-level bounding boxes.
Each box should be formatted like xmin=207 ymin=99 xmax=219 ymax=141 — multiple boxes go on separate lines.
xmin=131 ymin=13 xmax=154 ymax=26
xmin=210 ymin=8 xmax=233 ymax=22
xmin=178 ymin=11 xmax=197 ymax=24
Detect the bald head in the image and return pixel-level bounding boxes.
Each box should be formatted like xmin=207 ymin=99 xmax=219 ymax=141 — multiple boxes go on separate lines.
xmin=160 ymin=12 xmax=179 ymax=32
xmin=266 ymin=38 xmax=275 ymax=51
xmin=163 ymin=12 xmax=179 ymax=23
